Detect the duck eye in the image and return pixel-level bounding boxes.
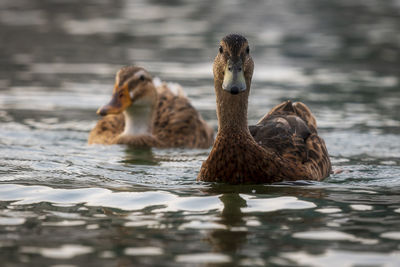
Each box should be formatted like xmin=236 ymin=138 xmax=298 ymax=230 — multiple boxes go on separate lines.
xmin=219 ymin=46 xmax=223 ymax=54
xmin=139 ymin=75 xmax=145 ymax=81
xmin=246 ymin=46 xmax=250 ymax=54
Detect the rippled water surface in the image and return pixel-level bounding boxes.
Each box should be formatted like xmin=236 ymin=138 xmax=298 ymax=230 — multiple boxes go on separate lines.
xmin=1 ymin=0 xmax=400 ymax=266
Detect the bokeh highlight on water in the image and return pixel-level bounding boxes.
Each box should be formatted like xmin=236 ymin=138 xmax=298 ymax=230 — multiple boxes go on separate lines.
xmin=1 ymin=0 xmax=400 ymax=266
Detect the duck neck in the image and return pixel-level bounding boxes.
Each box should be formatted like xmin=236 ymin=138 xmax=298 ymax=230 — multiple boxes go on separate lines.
xmin=215 ymin=80 xmax=251 ymax=136
xmin=122 ymin=101 xmax=156 ymax=136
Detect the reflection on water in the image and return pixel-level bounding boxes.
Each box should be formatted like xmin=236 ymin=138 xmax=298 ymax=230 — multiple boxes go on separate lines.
xmin=121 ymin=148 xmax=158 ymax=166
xmin=1 ymin=0 xmax=400 ymax=266
xmin=283 ymin=250 xmax=400 ymax=267
xmin=0 ymin=183 xmax=400 ymax=265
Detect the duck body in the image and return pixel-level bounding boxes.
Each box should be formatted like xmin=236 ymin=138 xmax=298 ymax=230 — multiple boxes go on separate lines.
xmin=88 ymin=113 xmax=124 ymax=145
xmin=198 ymin=127 xmax=285 ymax=183
xmin=88 ymin=67 xmax=214 ymax=148
xmin=197 ymin=34 xmax=331 ymax=184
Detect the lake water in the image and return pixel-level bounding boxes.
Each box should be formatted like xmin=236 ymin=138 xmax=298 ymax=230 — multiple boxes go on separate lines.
xmin=1 ymin=0 xmax=400 ymax=266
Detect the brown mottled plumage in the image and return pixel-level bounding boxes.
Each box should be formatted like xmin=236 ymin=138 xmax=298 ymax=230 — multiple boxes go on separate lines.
xmin=88 ymin=66 xmax=214 ymax=148
xmin=197 ymin=34 xmax=331 ymax=184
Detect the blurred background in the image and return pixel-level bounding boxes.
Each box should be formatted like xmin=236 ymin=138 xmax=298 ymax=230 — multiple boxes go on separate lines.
xmin=1 ymin=0 xmax=400 ymax=266
xmin=1 ymin=0 xmax=400 ymax=134
xmin=2 ymin=0 xmax=400 ymax=82
xmin=1 ymin=0 xmax=400 ymax=158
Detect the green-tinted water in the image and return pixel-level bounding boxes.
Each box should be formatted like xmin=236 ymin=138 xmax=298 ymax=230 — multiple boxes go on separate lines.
xmin=1 ymin=0 xmax=400 ymax=266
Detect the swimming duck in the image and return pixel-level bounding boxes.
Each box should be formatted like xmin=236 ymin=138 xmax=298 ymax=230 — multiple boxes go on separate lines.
xmin=197 ymin=34 xmax=331 ymax=184
xmin=88 ymin=66 xmax=214 ymax=148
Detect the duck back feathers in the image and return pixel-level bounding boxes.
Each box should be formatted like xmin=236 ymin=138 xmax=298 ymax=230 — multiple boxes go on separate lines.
xmin=153 ymin=83 xmax=214 ymax=148
xmin=249 ymin=100 xmax=331 ymax=180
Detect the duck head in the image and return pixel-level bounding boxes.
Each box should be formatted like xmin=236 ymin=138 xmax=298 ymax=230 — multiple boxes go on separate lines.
xmin=213 ymin=34 xmax=254 ymax=95
xmin=97 ymin=66 xmax=157 ymax=116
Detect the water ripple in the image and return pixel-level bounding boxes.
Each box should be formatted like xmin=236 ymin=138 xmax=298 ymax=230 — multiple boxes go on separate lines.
xmin=240 ymin=195 xmax=316 ymax=213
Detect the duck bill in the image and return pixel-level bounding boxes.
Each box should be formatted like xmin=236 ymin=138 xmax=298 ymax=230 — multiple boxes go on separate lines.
xmin=222 ymin=60 xmax=247 ymax=95
xmin=96 ymin=84 xmax=132 ymax=116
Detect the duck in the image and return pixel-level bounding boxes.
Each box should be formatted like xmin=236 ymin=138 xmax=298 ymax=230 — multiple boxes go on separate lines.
xmin=88 ymin=66 xmax=214 ymax=148
xmin=197 ymin=34 xmax=331 ymax=184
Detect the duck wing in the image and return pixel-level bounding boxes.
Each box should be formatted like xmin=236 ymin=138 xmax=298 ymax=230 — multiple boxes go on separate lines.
xmin=250 ymin=100 xmax=331 ymax=179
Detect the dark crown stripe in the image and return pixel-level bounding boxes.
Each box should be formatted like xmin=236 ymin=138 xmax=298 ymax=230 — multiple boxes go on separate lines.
xmin=118 ymin=66 xmax=145 ymax=86
xmin=222 ymin=34 xmax=247 ymax=55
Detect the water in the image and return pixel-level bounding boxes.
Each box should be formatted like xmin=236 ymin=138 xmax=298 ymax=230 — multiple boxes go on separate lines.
xmin=1 ymin=0 xmax=400 ymax=266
